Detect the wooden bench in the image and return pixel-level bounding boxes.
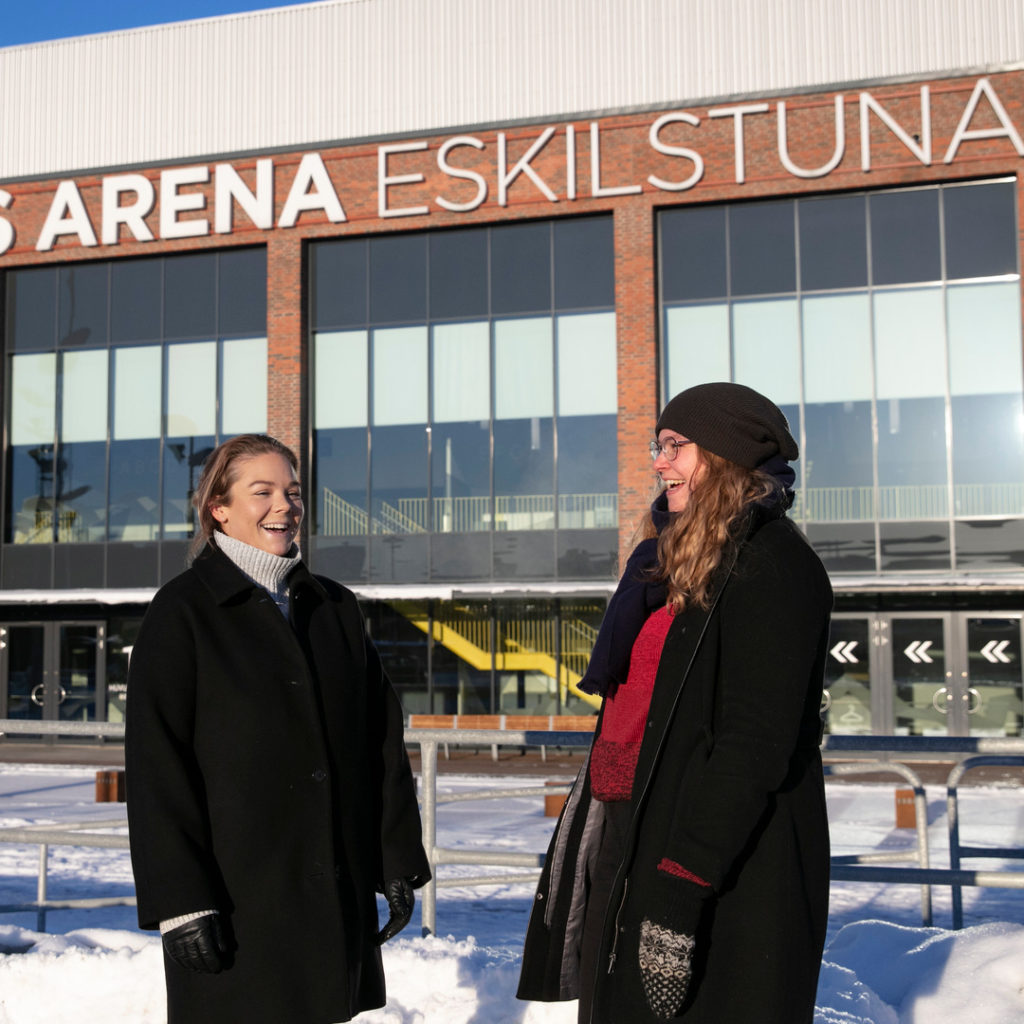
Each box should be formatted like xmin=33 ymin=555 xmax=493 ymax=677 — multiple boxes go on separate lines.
xmin=407 ymin=713 xmax=596 ymax=761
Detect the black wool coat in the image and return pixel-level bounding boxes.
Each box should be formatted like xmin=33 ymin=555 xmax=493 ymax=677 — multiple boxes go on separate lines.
xmin=125 ymin=544 xmax=429 ymax=1024
xmin=518 ymin=510 xmax=832 ymax=1024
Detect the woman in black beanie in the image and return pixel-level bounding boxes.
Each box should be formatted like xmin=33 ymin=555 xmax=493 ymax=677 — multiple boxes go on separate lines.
xmin=518 ymin=383 xmax=832 ymax=1023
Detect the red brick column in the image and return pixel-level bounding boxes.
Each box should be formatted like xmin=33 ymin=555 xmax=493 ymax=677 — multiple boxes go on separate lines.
xmin=266 ymin=233 xmax=306 ymax=460
xmin=614 ymin=201 xmax=659 ymax=568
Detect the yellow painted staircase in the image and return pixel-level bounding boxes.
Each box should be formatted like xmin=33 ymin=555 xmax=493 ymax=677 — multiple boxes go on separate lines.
xmin=389 ymin=600 xmax=602 ymax=709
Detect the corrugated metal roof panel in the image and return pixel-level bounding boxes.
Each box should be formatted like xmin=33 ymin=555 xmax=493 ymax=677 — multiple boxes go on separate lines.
xmin=1 ymin=0 xmax=1022 ymax=178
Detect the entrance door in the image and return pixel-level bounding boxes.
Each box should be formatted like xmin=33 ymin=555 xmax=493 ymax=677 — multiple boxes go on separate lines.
xmin=0 ymin=622 xmax=105 ymax=723
xmin=1 ymin=625 xmax=45 ymax=720
xmin=890 ymin=615 xmax=954 ymax=736
xmin=957 ymin=616 xmax=1023 ymax=737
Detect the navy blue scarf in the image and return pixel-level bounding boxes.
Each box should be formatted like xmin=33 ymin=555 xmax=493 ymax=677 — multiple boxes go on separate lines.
xmin=577 ymin=458 xmax=794 ymax=698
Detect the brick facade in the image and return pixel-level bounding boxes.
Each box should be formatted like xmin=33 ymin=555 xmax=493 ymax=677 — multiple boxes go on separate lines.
xmin=2 ymin=69 xmax=1022 ymax=572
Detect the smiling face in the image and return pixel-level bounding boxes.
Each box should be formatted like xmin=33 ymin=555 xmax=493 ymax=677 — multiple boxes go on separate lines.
xmin=653 ymin=429 xmax=705 ymax=513
xmin=209 ymin=453 xmax=303 ymax=556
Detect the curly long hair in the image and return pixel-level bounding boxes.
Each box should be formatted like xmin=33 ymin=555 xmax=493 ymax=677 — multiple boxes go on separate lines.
xmin=188 ymin=434 xmax=300 ymax=561
xmin=634 ymin=448 xmax=779 ymax=613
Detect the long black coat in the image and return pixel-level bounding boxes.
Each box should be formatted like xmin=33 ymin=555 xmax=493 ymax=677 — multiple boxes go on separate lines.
xmin=126 ymin=544 xmax=429 ymax=1024
xmin=518 ymin=510 xmax=832 ymax=1023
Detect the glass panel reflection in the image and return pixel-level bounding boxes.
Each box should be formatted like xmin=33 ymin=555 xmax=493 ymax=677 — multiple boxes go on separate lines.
xmin=870 ymin=188 xmax=941 ymax=285
xmin=430 ymin=600 xmax=493 ymax=713
xmin=965 ymin=618 xmax=1023 ymax=737
xmin=892 ymin=618 xmax=948 ymax=736
xmin=432 ymin=322 xmax=490 ymax=533
xmin=948 ymin=283 xmax=1024 ymax=516
xmin=5 ymin=626 xmax=45 ymax=720
xmin=801 ymin=294 xmax=873 ymax=520
xmin=944 ymin=181 xmax=1018 ymax=280
xmin=822 ymin=618 xmax=871 ymax=735
xmin=59 ymin=624 xmax=98 ymax=722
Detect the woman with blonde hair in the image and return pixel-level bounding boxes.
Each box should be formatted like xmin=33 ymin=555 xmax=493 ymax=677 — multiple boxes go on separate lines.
xmin=518 ymin=383 xmax=832 ymax=1023
xmin=126 ymin=434 xmax=429 ymax=1024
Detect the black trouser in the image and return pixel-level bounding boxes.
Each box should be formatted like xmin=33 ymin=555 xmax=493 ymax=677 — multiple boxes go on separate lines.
xmin=577 ymin=798 xmax=632 ymax=1024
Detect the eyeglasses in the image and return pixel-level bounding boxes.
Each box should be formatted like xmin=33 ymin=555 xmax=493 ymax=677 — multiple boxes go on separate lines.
xmin=649 ymin=438 xmax=693 ymax=462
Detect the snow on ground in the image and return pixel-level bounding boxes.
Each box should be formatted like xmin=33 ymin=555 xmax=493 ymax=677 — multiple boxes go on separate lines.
xmin=1 ymin=764 xmax=1024 ymax=1023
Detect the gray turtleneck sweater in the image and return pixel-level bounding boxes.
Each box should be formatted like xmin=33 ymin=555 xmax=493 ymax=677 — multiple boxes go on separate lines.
xmin=214 ymin=531 xmax=301 ymax=618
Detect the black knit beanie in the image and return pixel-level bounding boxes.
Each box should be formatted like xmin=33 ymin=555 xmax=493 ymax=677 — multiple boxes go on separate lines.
xmin=655 ymin=382 xmax=798 ymax=469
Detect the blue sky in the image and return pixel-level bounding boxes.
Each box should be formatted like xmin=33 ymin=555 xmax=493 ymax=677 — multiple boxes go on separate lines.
xmin=2 ymin=1 xmax=326 ymax=47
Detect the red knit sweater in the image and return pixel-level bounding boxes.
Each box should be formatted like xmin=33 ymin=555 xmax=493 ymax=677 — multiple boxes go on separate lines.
xmin=589 ymin=605 xmax=673 ymax=802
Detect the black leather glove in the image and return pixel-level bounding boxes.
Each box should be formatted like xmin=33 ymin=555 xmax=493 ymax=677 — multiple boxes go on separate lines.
xmin=162 ymin=913 xmax=228 ymax=974
xmin=377 ymin=877 xmax=415 ymax=943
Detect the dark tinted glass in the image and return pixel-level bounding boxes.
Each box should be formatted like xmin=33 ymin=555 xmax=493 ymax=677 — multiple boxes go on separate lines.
xmin=111 ymin=260 xmax=161 ymax=343
xmin=944 ymin=181 xmax=1018 ymax=280
xmin=9 ymin=268 xmax=57 ymax=350
xmin=162 ymin=436 xmax=215 ymax=538
xmin=108 ymin=438 xmax=161 ymax=542
xmin=370 ymin=234 xmax=427 ymax=323
xmin=312 ymin=240 xmax=367 ymax=328
xmin=806 ymin=522 xmax=877 ymax=573
xmin=729 ymin=201 xmax=796 ymax=295
xmin=315 ymin=427 xmax=368 ymax=534
xmin=58 ymin=264 xmax=108 ymax=348
xmin=219 ymin=248 xmax=267 ymax=335
xmin=879 ymin=522 xmax=950 ymax=572
xmin=955 ymin=519 xmax=1024 ymax=571
xmin=660 ymin=206 xmax=727 ymax=301
xmin=58 ymin=441 xmax=108 ymax=542
xmin=491 ymin=222 xmax=551 ymax=314
xmin=554 ymin=217 xmax=614 ymax=309
xmin=798 ymin=195 xmax=868 ymax=290
xmin=558 ymin=529 xmax=617 ymax=578
xmin=6 ymin=445 xmax=53 ymax=542
xmin=870 ymin=189 xmax=941 ymax=285
xmin=429 ymin=229 xmax=488 ymax=319
xmin=164 ymin=254 xmax=216 ymax=339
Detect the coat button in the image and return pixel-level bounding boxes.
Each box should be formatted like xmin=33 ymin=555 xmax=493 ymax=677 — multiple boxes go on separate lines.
xmin=288 ymin=679 xmax=301 ymax=686
xmin=312 ymin=769 xmax=327 ymax=782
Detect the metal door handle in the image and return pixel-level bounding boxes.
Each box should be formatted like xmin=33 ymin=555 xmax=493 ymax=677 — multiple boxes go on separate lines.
xmin=965 ymin=687 xmax=981 ymax=714
xmin=932 ymin=686 xmax=950 ymax=714
xmin=56 ymin=685 xmax=68 ymax=705
xmin=820 ymin=690 xmax=832 ymax=713
xmin=30 ymin=684 xmax=45 ymax=707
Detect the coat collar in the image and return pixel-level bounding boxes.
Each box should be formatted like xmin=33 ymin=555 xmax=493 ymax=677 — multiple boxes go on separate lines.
xmin=191 ymin=541 xmax=326 ymax=605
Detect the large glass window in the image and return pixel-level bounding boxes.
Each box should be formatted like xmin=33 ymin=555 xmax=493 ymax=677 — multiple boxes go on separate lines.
xmin=4 ymin=250 xmax=268 ymax=577
xmin=311 ymin=217 xmax=617 ymax=584
xmin=660 ymin=179 xmax=1022 ymax=575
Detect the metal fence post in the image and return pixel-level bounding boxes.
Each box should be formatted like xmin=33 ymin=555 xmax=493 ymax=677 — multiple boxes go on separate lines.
xmin=37 ymin=843 xmax=48 ymax=933
xmin=419 ymin=737 xmax=438 ymax=937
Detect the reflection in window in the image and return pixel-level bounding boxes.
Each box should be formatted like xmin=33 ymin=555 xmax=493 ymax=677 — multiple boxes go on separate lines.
xmin=947 ymin=282 xmax=1024 ymax=517
xmin=660 ymin=179 xmax=1022 ymax=574
xmin=4 ymin=249 xmax=268 ymax=551
xmin=311 ymin=217 xmax=617 ymax=583
xmin=873 ymin=288 xmax=948 ymax=518
xmin=432 ymin=322 xmax=490 ymax=533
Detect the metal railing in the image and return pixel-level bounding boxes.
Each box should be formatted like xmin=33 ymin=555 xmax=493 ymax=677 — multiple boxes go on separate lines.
xmin=4 ymin=723 xmax=1024 ymax=934
xmin=946 ymin=754 xmax=1024 ymax=929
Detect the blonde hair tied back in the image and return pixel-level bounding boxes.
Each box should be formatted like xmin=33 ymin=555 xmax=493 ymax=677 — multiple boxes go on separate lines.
xmin=187 ymin=434 xmax=299 ymax=562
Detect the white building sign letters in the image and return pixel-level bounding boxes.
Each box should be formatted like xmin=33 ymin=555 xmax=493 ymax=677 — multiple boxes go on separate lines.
xmin=0 ymin=77 xmax=1020 ymax=256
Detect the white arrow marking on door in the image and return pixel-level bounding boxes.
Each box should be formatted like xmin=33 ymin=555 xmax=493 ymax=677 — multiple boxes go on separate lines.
xmin=904 ymin=640 xmax=933 ymax=664
xmin=830 ymin=640 xmax=859 ymax=664
xmin=981 ymin=640 xmax=1012 ymax=664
